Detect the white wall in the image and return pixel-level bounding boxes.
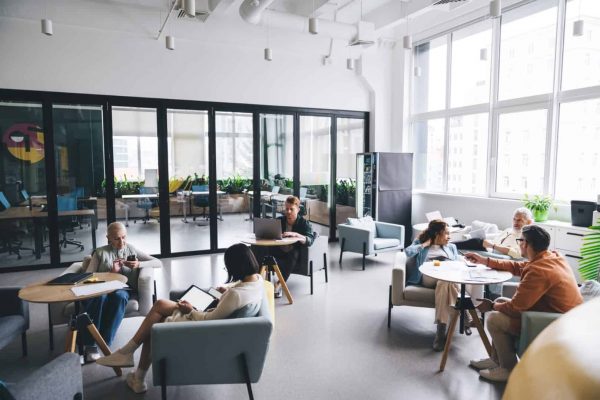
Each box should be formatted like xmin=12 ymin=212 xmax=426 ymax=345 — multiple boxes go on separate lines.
xmin=0 ymin=4 xmax=378 ymax=112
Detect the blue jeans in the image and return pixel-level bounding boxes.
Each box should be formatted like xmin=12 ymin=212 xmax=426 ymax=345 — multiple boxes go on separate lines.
xmin=82 ymin=289 xmax=129 ymax=346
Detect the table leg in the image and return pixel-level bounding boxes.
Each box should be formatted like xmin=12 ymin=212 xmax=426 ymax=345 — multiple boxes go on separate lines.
xmin=469 ymin=309 xmax=493 ymax=357
xmin=459 ymin=284 xmax=466 ymax=334
xmin=83 ymin=315 xmax=122 ymax=377
xmin=65 ymin=324 xmax=78 ymax=353
xmin=272 ymin=264 xmax=293 ymax=305
xmin=91 ymin=213 xmax=97 ymax=250
xmin=260 ymin=256 xmax=293 ymax=305
xmin=439 ymin=310 xmax=459 ymax=372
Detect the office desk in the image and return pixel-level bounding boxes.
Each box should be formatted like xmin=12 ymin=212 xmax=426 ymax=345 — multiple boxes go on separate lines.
xmin=246 ymin=191 xmax=278 ymax=219
xmin=0 ymin=207 xmax=96 ymax=258
xmin=121 ymin=194 xmax=158 ymax=225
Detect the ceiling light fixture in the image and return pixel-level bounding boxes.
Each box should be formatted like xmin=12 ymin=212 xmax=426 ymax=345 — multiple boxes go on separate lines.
xmin=264 ymin=8 xmax=272 ymax=61
xmin=573 ymin=0 xmax=584 ymax=37
xmin=183 ymin=0 xmax=195 ymax=17
xmin=490 ymin=0 xmax=501 ymax=18
xmin=347 ymin=58 xmax=355 ymax=70
xmin=309 ymin=0 xmax=318 ymax=34
xmin=403 ymin=2 xmax=412 ymax=50
xmin=41 ymin=18 xmax=53 ymax=36
xmin=166 ymin=35 xmax=175 ymax=50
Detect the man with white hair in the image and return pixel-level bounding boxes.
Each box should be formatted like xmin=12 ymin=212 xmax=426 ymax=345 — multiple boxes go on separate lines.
xmin=82 ymin=222 xmax=157 ymax=362
xmin=456 ymin=207 xmax=534 ymax=259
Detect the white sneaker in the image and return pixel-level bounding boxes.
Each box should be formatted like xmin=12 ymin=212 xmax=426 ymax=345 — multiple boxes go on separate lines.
xmin=479 ymin=366 xmax=510 ymax=382
xmin=85 ymin=346 xmax=101 ymax=363
xmin=469 ymin=358 xmax=498 ymax=371
xmin=126 ymin=372 xmax=148 ymax=394
xmin=96 ymin=350 xmax=134 ymax=368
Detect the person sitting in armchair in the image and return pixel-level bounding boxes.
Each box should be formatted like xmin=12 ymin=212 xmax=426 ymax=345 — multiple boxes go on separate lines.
xmin=82 ymin=222 xmax=158 ymax=363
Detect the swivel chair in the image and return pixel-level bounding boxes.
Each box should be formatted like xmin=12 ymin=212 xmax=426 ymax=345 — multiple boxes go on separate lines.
xmin=0 ymin=192 xmax=34 ymax=259
xmin=135 ymin=187 xmax=158 ymax=224
xmin=57 ymin=194 xmax=84 ymax=251
xmin=192 ymin=184 xmax=209 ymax=221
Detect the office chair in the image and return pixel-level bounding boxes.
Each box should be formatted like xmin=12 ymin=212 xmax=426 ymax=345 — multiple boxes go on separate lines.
xmin=57 ymin=194 xmax=84 ymax=251
xmin=192 ymin=184 xmax=209 ymax=221
xmin=135 ymin=187 xmax=158 ymax=224
xmin=0 ymin=192 xmax=34 ymax=259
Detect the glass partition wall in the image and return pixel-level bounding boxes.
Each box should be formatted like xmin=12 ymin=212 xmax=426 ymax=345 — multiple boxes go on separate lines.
xmin=0 ymin=90 xmax=367 ymax=271
xmin=0 ymin=101 xmax=47 ymax=268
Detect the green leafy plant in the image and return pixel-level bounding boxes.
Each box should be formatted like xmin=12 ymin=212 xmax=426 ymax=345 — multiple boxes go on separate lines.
xmin=336 ymin=178 xmax=356 ymax=206
xmin=218 ymin=174 xmax=251 ymax=194
xmin=579 ymin=218 xmax=600 ymax=281
xmin=522 ymin=194 xmax=555 ymax=222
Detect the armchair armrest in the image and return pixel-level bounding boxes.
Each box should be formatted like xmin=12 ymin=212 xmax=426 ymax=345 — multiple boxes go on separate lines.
xmin=0 ymin=287 xmax=28 ymax=327
xmin=518 ymin=311 xmax=562 ymax=356
xmin=137 ymin=266 xmax=155 ymax=315
xmin=391 ymin=253 xmax=407 ymax=304
xmin=375 ymin=222 xmax=405 ymax=245
xmin=61 ymin=262 xmax=84 ymax=275
xmin=10 ymin=353 xmax=83 ymax=400
xmin=338 ymin=224 xmax=374 ymax=254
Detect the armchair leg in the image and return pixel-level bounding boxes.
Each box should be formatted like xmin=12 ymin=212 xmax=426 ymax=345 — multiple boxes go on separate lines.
xmin=153 ymin=280 xmax=157 ymax=304
xmin=309 ymin=262 xmax=314 ymax=295
xmin=241 ymin=353 xmax=254 ymax=400
xmin=160 ymin=358 xmax=167 ymax=400
xmin=339 ymin=238 xmax=345 ymax=265
xmin=388 ymin=285 xmax=392 ymax=328
xmin=323 ymin=253 xmax=328 ymax=283
xmin=21 ymin=332 xmax=27 ymax=357
xmin=362 ymin=242 xmax=366 ymax=271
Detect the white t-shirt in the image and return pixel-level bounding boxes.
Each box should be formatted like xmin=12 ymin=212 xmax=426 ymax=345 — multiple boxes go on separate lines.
xmin=426 ymin=245 xmax=452 ymax=261
xmin=166 ymin=275 xmax=264 ymax=322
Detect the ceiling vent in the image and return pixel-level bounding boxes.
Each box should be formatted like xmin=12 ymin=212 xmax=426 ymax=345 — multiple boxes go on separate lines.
xmin=175 ymin=0 xmax=211 ymax=22
xmin=349 ymin=21 xmax=375 ymax=47
xmin=432 ymin=0 xmax=471 ymax=12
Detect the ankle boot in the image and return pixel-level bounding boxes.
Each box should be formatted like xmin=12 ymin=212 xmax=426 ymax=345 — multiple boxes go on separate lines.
xmin=432 ymin=323 xmax=447 ymax=352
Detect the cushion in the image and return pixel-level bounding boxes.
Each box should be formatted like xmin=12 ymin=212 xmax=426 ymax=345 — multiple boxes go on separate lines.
xmin=580 ymin=280 xmax=600 ymax=302
xmin=404 ymin=285 xmax=436 ymax=303
xmin=373 ymin=238 xmax=400 ymax=250
xmin=228 ymin=302 xmax=260 ymax=319
xmin=82 ymin=255 xmax=93 ymax=272
xmin=347 ymin=216 xmax=376 ymax=237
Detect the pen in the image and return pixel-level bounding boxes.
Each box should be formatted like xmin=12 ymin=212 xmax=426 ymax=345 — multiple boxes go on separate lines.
xmin=83 ymin=280 xmax=106 ymax=284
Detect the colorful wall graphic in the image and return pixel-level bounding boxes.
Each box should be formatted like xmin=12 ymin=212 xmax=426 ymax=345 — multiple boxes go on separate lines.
xmin=2 ymin=123 xmax=45 ymax=164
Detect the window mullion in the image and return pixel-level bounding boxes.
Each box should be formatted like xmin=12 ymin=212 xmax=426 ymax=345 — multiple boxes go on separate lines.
xmin=488 ymin=10 xmax=502 ymax=198
xmin=443 ymin=34 xmax=452 ymax=192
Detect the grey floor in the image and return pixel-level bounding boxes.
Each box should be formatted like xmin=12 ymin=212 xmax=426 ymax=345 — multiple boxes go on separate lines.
xmin=0 ymin=242 xmax=505 ymax=400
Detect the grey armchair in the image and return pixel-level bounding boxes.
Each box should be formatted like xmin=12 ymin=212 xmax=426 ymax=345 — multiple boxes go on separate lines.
xmin=152 ymin=293 xmax=273 ymax=400
xmin=4 ymin=353 xmax=83 ymax=400
xmin=0 ymin=287 xmax=29 ymax=356
xmin=388 ymin=252 xmax=435 ymax=327
xmin=47 ymin=256 xmax=161 ymax=350
xmin=339 ymin=220 xmax=405 ymax=270
xmin=294 ymin=233 xmax=329 ymax=294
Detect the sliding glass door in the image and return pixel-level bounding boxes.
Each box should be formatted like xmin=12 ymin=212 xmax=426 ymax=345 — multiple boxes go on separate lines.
xmin=335 ymin=118 xmax=364 ymax=228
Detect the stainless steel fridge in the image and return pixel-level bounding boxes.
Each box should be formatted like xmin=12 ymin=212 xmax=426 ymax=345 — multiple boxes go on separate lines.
xmin=356 ymin=152 xmax=413 ymax=245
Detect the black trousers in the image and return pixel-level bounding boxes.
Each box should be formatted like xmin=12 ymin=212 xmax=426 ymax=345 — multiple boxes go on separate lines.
xmin=251 ymin=245 xmax=300 ymax=281
xmin=454 ymin=238 xmax=486 ymax=251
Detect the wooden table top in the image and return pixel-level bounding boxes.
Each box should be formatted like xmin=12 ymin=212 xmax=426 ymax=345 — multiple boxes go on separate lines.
xmin=241 ymin=236 xmax=300 ymax=246
xmin=0 ymin=207 xmax=95 ymax=221
xmin=18 ymin=272 xmax=128 ymax=303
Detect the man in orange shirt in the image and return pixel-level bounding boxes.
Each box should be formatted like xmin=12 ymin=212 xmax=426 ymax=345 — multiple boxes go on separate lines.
xmin=465 ymin=225 xmax=583 ymax=382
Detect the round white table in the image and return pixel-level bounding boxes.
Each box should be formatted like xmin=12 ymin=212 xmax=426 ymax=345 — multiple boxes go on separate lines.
xmin=419 ymin=260 xmax=512 ymax=371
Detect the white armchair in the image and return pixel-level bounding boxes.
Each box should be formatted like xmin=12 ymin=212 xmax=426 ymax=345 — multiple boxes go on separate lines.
xmin=388 ymin=252 xmax=435 ymax=327
xmin=47 ymin=255 xmax=161 ymax=350
xmin=294 ymin=233 xmax=329 ymax=294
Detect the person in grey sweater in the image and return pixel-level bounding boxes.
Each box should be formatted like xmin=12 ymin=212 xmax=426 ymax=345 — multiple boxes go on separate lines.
xmin=82 ymin=222 xmax=157 ymax=362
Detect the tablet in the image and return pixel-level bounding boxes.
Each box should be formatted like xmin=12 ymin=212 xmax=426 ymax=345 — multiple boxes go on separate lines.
xmin=179 ymin=285 xmax=219 ymax=311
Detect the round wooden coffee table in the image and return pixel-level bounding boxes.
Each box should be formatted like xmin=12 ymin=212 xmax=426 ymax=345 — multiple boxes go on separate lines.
xmin=19 ymin=272 xmax=129 ymax=376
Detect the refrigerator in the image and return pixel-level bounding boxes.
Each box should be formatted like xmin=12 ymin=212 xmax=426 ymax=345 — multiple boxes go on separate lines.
xmin=356 ymin=152 xmax=413 ymax=246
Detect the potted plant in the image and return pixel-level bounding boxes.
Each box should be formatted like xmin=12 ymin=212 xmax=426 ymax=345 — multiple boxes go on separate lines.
xmin=522 ymin=194 xmax=555 ymax=222
xmin=579 ymin=216 xmax=600 ymax=281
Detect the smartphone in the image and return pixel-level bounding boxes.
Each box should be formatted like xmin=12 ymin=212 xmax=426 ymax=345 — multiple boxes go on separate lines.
xmin=126 ymin=255 xmax=137 ymax=261
xmin=208 ymin=287 xmax=222 ymax=300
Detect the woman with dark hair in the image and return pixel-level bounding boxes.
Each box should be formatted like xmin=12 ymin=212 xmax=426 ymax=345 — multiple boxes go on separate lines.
xmin=405 ymin=220 xmax=482 ymax=351
xmin=95 ymin=243 xmax=263 ymax=393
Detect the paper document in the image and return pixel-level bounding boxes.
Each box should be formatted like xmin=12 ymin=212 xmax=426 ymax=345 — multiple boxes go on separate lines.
xmin=426 ymin=211 xmax=443 ymax=222
xmin=71 ymin=280 xmax=128 ymax=297
xmin=468 ymin=270 xmax=499 ymax=280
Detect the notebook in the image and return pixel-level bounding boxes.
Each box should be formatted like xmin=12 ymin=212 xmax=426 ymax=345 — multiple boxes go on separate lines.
xmin=254 ymin=217 xmax=282 ymax=240
xmin=47 ymin=272 xmax=93 ymax=285
xmin=178 ymin=285 xmax=221 ymax=311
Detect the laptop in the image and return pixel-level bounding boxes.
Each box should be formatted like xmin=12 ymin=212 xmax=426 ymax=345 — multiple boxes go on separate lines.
xmin=254 ymin=217 xmax=282 ymax=240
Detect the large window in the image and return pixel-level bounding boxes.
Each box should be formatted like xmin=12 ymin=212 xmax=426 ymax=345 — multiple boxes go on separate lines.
xmin=451 ymin=21 xmax=492 ymax=108
xmin=410 ymin=0 xmax=600 ymax=203
xmin=335 ymin=118 xmax=364 ymax=226
xmin=498 ymin=1 xmax=558 ymax=100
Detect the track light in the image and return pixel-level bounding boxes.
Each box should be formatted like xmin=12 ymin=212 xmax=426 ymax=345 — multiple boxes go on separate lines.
xmin=41 ymin=19 xmax=53 ymax=36
xmin=166 ymin=35 xmax=175 ymax=50
xmin=490 ymin=0 xmax=501 ymax=18
xmin=414 ymin=66 xmax=422 ymax=77
xmin=183 ymin=0 xmax=195 ymax=16
xmin=309 ymin=17 xmax=319 ymax=34
xmin=480 ymin=48 xmax=488 ymax=61
xmin=573 ymin=20 xmax=584 ymax=36
xmin=264 ymin=48 xmax=272 ymax=61
xmin=403 ymin=35 xmax=412 ymax=50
